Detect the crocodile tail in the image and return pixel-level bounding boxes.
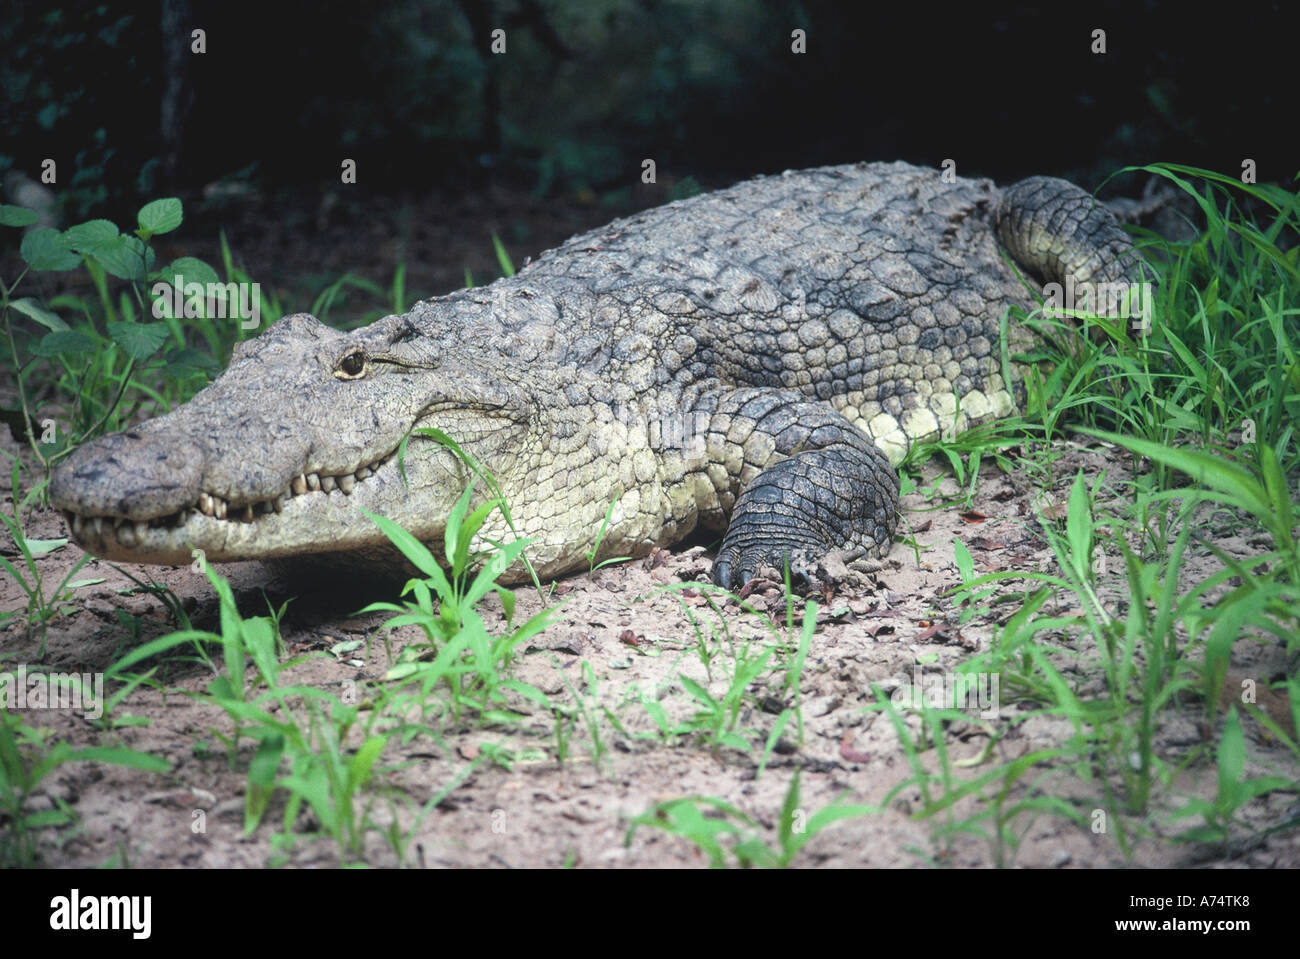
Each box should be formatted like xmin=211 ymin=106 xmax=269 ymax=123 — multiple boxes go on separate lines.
xmin=996 ymin=176 xmax=1152 ymax=290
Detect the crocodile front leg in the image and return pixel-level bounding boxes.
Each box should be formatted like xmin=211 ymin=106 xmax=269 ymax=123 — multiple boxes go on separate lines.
xmin=687 ymin=386 xmax=899 ymax=590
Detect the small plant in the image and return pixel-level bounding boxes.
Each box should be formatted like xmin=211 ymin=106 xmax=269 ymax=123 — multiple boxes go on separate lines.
xmin=464 ymin=233 xmax=516 ymax=289
xmin=677 ymin=640 xmax=774 ymax=755
xmin=757 ymin=595 xmax=816 ymax=777
xmin=369 ymin=428 xmax=559 ymax=732
xmin=552 ymin=660 xmax=611 ymax=767
xmin=864 ymin=678 xmax=1087 ymax=868
xmin=1 ymin=197 xmax=234 ymax=482
xmin=624 ymin=768 xmax=874 ymax=868
xmin=951 ymin=537 xmax=997 ymax=625
xmin=0 ymin=705 xmax=168 ymax=867
xmin=586 ymin=494 xmax=631 ymax=574
xmin=359 ymin=490 xmax=558 ymax=724
xmin=1169 ymin=707 xmax=1294 ymax=845
xmin=110 ymin=566 xmax=194 ymax=632
xmin=0 ymin=456 xmax=92 ymax=648
xmin=103 ymin=560 xmax=417 ymax=863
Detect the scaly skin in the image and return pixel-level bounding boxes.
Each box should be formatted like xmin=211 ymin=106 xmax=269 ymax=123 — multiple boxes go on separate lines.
xmin=50 ymin=161 xmax=1145 ymax=586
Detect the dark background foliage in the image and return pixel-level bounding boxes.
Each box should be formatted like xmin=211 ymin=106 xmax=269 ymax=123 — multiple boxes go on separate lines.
xmin=1 ymin=0 xmax=1293 ymax=295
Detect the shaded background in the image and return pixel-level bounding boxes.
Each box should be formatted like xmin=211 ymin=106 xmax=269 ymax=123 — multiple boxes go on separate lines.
xmin=2 ymin=0 xmax=1294 ymax=304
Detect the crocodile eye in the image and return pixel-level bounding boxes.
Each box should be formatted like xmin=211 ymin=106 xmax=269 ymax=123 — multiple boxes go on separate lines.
xmin=336 ymin=350 xmax=367 ymax=379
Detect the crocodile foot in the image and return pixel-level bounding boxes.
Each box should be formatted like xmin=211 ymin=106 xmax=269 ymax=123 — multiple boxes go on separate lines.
xmin=711 ymin=444 xmax=898 ymax=592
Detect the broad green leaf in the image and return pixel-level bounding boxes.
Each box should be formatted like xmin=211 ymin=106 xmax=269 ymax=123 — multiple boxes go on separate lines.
xmin=20 ymin=229 xmax=82 ymax=271
xmin=107 ymin=321 xmax=170 ymax=361
xmin=716 ymin=732 xmax=752 ymax=752
xmin=797 ymin=802 xmax=880 ymax=853
xmin=457 ymin=500 xmax=501 ymax=574
xmin=63 ymin=219 xmax=120 ymax=254
xmin=679 ymin=675 xmax=714 ymax=706
xmin=163 ymin=255 xmax=219 ymax=288
xmin=245 ymin=732 xmax=285 ymax=833
xmin=32 ymin=330 xmax=96 ymax=356
xmin=137 ymin=197 xmax=183 ymax=236
xmin=22 ymin=808 xmax=76 ymax=829
xmin=241 ymin=615 xmax=279 ymax=689
xmin=1082 ymin=429 xmax=1273 ymax=521
xmin=88 ymin=234 xmax=155 ymax=280
xmin=501 ymin=679 xmax=551 ymax=710
xmin=348 ymin=735 xmax=387 ymax=791
xmin=383 ymin=662 xmax=422 ymax=682
xmin=952 ymin=538 xmax=974 ymax=583
xmin=0 ymin=205 xmax=39 ymax=227
xmin=462 ymin=537 xmax=530 ymax=608
xmin=491 ymin=608 xmax=562 ymax=669
xmin=444 ymin=481 xmax=475 ymax=569
xmin=282 ymin=764 xmax=338 ymax=834
xmin=1257 ymin=444 xmax=1294 ymax=548
xmin=247 ymin=735 xmax=285 ymax=787
xmin=105 ymin=629 xmax=222 ymax=677
xmin=1066 ymin=472 xmax=1093 ymax=580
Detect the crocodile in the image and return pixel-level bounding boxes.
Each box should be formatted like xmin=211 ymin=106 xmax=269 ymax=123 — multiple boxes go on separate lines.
xmin=49 ymin=161 xmax=1148 ymax=589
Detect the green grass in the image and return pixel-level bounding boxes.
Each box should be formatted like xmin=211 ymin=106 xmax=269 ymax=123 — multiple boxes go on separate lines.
xmin=883 ymin=163 xmax=1300 ymax=862
xmin=624 ymin=767 xmax=875 ymax=868
xmin=0 ymin=687 xmax=168 ymax=867
xmin=0 ymin=457 xmax=91 ymax=648
xmin=87 ymin=498 xmax=534 ymax=864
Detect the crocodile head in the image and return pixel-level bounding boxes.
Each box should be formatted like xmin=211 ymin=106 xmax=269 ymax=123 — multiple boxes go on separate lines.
xmin=49 ymin=312 xmax=532 ymax=568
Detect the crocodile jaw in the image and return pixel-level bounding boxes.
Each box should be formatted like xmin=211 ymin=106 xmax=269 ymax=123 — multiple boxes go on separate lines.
xmin=52 ymin=417 xmax=493 ymax=565
xmin=57 ymin=442 xmax=418 ymax=565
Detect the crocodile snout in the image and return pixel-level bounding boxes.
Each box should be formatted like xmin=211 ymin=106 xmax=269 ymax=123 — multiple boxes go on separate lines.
xmin=50 ymin=428 xmax=205 ymax=521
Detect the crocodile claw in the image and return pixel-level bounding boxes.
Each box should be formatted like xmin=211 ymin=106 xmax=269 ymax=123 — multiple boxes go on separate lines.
xmin=711 ymin=546 xmax=815 ymax=593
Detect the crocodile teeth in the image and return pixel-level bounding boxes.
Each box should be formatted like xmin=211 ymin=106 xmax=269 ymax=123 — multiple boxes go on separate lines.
xmin=66 ymin=446 xmax=398 ymax=539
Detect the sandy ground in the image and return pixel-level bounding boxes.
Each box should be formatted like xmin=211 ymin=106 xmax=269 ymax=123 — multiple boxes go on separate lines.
xmin=2 ymin=437 xmax=1297 ymax=868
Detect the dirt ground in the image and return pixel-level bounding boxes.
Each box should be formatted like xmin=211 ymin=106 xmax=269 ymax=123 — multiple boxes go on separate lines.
xmin=3 ymin=434 xmax=1297 ymax=869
